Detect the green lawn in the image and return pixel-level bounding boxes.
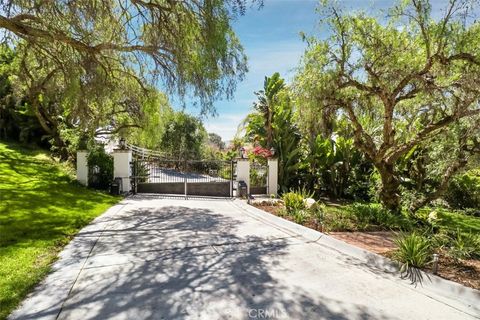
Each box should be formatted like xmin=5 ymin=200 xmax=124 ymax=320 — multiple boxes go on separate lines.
xmin=0 ymin=141 xmax=119 ymax=320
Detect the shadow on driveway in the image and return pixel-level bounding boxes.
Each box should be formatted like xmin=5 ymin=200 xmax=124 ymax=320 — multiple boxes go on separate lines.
xmin=15 ymin=202 xmax=389 ymax=320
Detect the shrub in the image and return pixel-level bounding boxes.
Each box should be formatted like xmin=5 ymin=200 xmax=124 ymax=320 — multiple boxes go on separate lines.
xmin=349 ymin=203 xmax=412 ymax=231
xmin=276 ymin=207 xmax=288 ymax=217
xmin=448 ymin=231 xmax=480 ymax=260
xmin=251 ymin=146 xmax=273 ymax=158
xmin=295 ymin=185 xmax=315 ymax=199
xmin=350 ymin=203 xmax=385 ymax=229
xmin=444 ymin=170 xmax=480 ymax=209
xmin=430 ymin=231 xmax=451 ymax=251
xmin=321 ymin=207 xmax=357 ymax=232
xmin=292 ymin=209 xmax=309 ymax=225
xmin=461 ymin=208 xmax=480 ymax=217
xmin=394 ymin=233 xmax=432 ymax=271
xmin=412 ymin=209 xmax=442 ymax=233
xmin=282 ymin=191 xmax=305 ymax=212
xmin=281 ymin=186 xmax=316 ymax=213
xmin=310 ymin=202 xmax=326 ymax=224
xmin=87 ymin=145 xmax=113 ymax=190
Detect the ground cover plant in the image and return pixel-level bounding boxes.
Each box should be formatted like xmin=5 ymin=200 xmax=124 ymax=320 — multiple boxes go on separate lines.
xmin=0 ymin=142 xmax=119 ymax=319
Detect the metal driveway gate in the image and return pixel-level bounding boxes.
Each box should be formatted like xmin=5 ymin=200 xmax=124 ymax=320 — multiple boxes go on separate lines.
xmin=131 ymin=156 xmax=235 ymax=197
xmin=250 ymin=161 xmax=268 ymax=195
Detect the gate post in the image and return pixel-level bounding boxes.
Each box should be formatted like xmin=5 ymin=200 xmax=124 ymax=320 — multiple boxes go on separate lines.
xmin=76 ymin=150 xmax=89 ymax=186
xmin=113 ymin=148 xmax=132 ymax=193
xmin=267 ymin=158 xmax=278 ymax=197
xmin=236 ymin=158 xmax=250 ymax=196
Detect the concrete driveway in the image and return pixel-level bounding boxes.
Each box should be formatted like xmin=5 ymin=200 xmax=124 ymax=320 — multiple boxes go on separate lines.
xmin=10 ymin=196 xmax=479 ymax=320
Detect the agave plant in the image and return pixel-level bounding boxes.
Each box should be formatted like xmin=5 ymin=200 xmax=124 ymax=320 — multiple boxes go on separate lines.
xmin=394 ymin=232 xmax=432 ymax=284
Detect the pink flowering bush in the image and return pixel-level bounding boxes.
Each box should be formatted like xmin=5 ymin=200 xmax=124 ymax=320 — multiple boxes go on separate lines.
xmin=251 ymin=146 xmax=272 ymax=159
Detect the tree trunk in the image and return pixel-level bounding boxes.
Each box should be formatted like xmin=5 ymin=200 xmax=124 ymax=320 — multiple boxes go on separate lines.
xmin=409 ymin=157 xmax=468 ymax=212
xmin=31 ymin=98 xmax=69 ymax=160
xmin=377 ymin=162 xmax=401 ymax=213
xmin=31 ymin=99 xmax=54 ymax=136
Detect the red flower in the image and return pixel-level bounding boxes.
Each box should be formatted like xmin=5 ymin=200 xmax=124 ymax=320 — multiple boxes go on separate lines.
xmin=251 ymin=146 xmax=272 ymax=158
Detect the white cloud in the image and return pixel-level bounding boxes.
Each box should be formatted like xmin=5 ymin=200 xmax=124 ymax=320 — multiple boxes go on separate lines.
xmin=203 ymin=112 xmax=249 ymax=141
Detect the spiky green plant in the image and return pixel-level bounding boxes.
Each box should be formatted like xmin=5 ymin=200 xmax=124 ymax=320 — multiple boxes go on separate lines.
xmin=394 ymin=233 xmax=432 ymax=283
xmin=449 ymin=230 xmax=480 ymax=260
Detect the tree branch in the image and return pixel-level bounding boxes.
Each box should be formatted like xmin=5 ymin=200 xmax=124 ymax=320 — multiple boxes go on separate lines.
xmin=386 ymin=107 xmax=480 ymax=163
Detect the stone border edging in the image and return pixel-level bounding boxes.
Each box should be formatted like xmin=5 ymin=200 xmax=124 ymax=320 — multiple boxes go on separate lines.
xmin=232 ymin=199 xmax=480 ymax=317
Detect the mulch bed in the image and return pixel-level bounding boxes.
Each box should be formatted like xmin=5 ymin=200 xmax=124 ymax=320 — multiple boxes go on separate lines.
xmin=254 ymin=204 xmax=281 ymax=215
xmin=433 ymin=253 xmax=480 ymax=289
xmin=251 ymin=203 xmax=480 ymax=290
xmin=328 ymin=231 xmax=396 ymax=254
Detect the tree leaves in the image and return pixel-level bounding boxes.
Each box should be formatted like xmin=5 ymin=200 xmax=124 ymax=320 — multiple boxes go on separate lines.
xmin=294 ymin=0 xmax=480 ymax=211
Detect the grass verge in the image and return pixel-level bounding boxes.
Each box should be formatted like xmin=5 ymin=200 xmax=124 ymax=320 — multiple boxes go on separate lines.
xmin=0 ymin=141 xmax=119 ymax=320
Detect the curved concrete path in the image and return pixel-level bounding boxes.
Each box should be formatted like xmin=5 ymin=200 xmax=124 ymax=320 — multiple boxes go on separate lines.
xmin=9 ymin=195 xmax=480 ymax=320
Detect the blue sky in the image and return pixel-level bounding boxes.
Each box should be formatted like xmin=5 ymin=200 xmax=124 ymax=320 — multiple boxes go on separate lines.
xmin=188 ymin=0 xmax=320 ymax=141
xmin=179 ymin=0 xmax=450 ymax=141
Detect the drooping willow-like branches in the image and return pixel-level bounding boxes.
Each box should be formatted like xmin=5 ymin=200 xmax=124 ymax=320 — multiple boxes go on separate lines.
xmin=0 ymin=0 xmax=262 ymax=111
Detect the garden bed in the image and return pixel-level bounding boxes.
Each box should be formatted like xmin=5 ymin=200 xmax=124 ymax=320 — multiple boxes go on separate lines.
xmin=432 ymin=255 xmax=480 ymax=289
xmin=251 ymin=202 xmax=480 ymax=290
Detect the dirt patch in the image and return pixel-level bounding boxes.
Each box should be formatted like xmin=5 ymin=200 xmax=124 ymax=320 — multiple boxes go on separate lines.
xmin=434 ymin=254 xmax=480 ymax=289
xmin=253 ymin=204 xmax=282 ymax=216
xmin=328 ymin=231 xmax=396 ymax=254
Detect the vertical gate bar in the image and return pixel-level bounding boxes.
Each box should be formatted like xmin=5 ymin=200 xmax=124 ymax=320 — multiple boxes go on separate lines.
xmin=266 ymin=163 xmax=269 ymax=195
xmin=130 ymin=161 xmax=134 ymax=195
xmin=230 ymin=160 xmax=234 ymax=198
xmin=134 ymin=159 xmax=138 ymax=194
xmin=184 ymin=159 xmax=187 ymax=200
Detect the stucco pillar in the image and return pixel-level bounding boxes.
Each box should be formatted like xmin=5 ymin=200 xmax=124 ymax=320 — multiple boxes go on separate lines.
xmin=268 ymin=158 xmax=278 ymax=197
xmin=76 ymin=150 xmax=89 ymax=186
xmin=113 ymin=149 xmax=132 ymax=193
xmin=236 ymin=158 xmax=250 ymax=196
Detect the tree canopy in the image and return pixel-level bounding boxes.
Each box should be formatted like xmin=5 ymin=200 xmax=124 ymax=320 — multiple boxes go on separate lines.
xmin=160 ymin=111 xmax=208 ymax=160
xmin=294 ymin=0 xmax=480 ymax=212
xmin=0 ymin=0 xmax=258 ymax=109
xmin=208 ymin=132 xmax=225 ymax=150
xmin=243 ymin=73 xmax=301 ymax=191
xmin=252 ymin=72 xmax=285 ymax=148
xmin=0 ymin=0 xmax=260 ymax=156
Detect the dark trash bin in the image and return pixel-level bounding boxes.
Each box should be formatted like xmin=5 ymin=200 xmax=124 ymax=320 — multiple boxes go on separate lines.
xmin=238 ymin=180 xmax=248 ymax=198
xmin=110 ymin=177 xmax=123 ymax=195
